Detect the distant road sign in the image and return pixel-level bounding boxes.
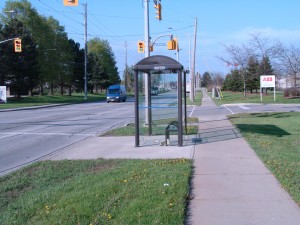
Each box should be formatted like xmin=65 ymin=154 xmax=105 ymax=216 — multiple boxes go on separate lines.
xmin=260 ymin=75 xmax=275 ymax=88
xmin=260 ymin=75 xmax=276 ymax=102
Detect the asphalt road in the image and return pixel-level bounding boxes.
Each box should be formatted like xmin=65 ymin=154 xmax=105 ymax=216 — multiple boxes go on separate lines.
xmin=0 ymin=99 xmax=135 ymax=175
xmin=1 ymin=93 xmax=299 ymax=176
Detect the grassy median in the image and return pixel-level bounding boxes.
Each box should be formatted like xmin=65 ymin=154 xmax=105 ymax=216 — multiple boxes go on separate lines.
xmin=229 ymin=112 xmax=300 ymax=206
xmin=0 ymin=159 xmax=192 ymax=225
xmin=0 ymin=93 xmax=106 ymax=110
xmin=212 ymin=91 xmax=300 ymax=106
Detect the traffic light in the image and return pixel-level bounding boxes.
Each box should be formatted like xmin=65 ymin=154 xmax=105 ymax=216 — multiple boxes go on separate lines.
xmin=14 ymin=38 xmax=22 ymax=52
xmin=138 ymin=41 xmax=145 ymax=53
xmin=167 ymin=40 xmax=176 ymax=50
xmin=63 ymin=0 xmax=78 ymax=6
xmin=154 ymin=3 xmax=162 ymax=20
xmin=174 ymin=37 xmax=179 ymax=50
xmin=149 ymin=44 xmax=154 ymax=52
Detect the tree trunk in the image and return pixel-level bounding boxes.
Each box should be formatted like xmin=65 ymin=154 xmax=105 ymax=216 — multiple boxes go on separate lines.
xmin=39 ymin=85 xmax=44 ymax=95
xmin=60 ymin=84 xmax=64 ymax=95
xmin=68 ymin=85 xmax=72 ymax=96
xmin=50 ymin=82 xmax=54 ymax=95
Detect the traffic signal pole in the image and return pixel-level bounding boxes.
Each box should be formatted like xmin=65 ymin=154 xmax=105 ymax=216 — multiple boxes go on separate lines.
xmin=190 ymin=17 xmax=197 ymax=102
xmin=83 ymin=3 xmax=88 ymax=100
xmin=0 ymin=38 xmax=18 ymax=44
xmin=144 ymin=0 xmax=151 ymax=130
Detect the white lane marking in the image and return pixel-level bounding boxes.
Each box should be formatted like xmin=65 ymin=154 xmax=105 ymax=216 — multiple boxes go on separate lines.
xmin=239 ymin=105 xmax=250 ymax=110
xmin=222 ymin=105 xmax=235 ymax=115
xmin=189 ymin=105 xmax=196 ymax=117
xmin=0 ymin=132 xmax=92 ymax=136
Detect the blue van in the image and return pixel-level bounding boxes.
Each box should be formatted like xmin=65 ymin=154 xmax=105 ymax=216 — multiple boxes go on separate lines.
xmin=106 ymin=85 xmax=127 ymax=103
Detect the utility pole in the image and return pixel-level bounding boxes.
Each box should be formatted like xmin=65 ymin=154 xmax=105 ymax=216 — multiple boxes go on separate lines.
xmin=144 ymin=0 xmax=151 ymax=128
xmin=83 ymin=3 xmax=88 ymax=100
xmin=125 ymin=41 xmax=128 ymax=90
xmin=190 ymin=17 xmax=197 ymax=102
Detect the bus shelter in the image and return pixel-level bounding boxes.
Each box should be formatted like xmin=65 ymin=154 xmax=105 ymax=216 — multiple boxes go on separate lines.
xmin=133 ymin=55 xmax=187 ymax=147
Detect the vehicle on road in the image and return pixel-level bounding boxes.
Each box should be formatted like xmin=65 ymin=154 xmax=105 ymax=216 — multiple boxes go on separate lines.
xmin=106 ymin=85 xmax=127 ymax=103
xmin=151 ymin=86 xmax=159 ymax=95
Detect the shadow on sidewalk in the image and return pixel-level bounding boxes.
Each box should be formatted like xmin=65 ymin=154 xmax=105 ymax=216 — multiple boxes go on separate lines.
xmin=192 ymin=127 xmax=242 ymax=144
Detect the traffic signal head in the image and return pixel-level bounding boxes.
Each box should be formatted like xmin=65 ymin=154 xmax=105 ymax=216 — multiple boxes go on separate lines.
xmin=14 ymin=38 xmax=22 ymax=52
xmin=154 ymin=3 xmax=162 ymax=20
xmin=149 ymin=44 xmax=154 ymax=52
xmin=63 ymin=0 xmax=78 ymax=6
xmin=174 ymin=38 xmax=179 ymax=51
xmin=138 ymin=41 xmax=145 ymax=53
xmin=167 ymin=40 xmax=176 ymax=50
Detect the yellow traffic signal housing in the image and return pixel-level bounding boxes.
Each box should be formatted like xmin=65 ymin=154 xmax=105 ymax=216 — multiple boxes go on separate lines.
xmin=138 ymin=41 xmax=145 ymax=53
xmin=149 ymin=44 xmax=154 ymax=52
xmin=63 ymin=0 xmax=78 ymax=6
xmin=167 ymin=40 xmax=176 ymax=50
xmin=14 ymin=38 xmax=22 ymax=52
xmin=154 ymin=3 xmax=162 ymax=20
xmin=174 ymin=37 xmax=179 ymax=50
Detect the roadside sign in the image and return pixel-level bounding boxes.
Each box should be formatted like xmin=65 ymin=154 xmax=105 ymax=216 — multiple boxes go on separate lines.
xmin=0 ymin=86 xmax=7 ymax=103
xmin=260 ymin=75 xmax=276 ymax=102
xmin=260 ymin=75 xmax=275 ymax=88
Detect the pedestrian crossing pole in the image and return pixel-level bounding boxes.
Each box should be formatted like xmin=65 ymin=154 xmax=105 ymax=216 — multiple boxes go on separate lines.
xmin=83 ymin=3 xmax=88 ymax=100
xmin=190 ymin=17 xmax=198 ymax=102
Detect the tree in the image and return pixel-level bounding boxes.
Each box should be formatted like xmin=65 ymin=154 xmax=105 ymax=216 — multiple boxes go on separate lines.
xmin=246 ymin=56 xmax=260 ymax=93
xmin=1 ymin=0 xmax=82 ymax=96
xmin=222 ymin=74 xmax=231 ymax=91
xmin=278 ymin=44 xmax=300 ymax=88
xmin=219 ymin=43 xmax=253 ymax=97
xmin=69 ymin=40 xmax=84 ymax=94
xmin=222 ymin=70 xmax=243 ymax=92
xmin=0 ymin=19 xmax=38 ymax=98
xmin=201 ymin=72 xmax=212 ymax=88
xmin=220 ymin=33 xmax=280 ymax=97
xmin=88 ymin=53 xmax=105 ymax=93
xmin=210 ymin=72 xmax=224 ymax=87
xmin=123 ymin=65 xmax=134 ymax=92
xmin=231 ymin=70 xmax=243 ymax=92
xmin=88 ymin=38 xmax=120 ymax=90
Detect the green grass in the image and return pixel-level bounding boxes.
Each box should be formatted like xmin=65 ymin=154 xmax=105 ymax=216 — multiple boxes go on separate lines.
xmin=229 ymin=112 xmax=300 ymax=206
xmin=0 ymin=159 xmax=192 ymax=225
xmin=186 ymin=91 xmax=202 ymax=106
xmin=101 ymin=117 xmax=199 ymax=136
xmin=212 ymin=91 xmax=300 ymax=106
xmin=0 ymin=93 xmax=106 ymax=110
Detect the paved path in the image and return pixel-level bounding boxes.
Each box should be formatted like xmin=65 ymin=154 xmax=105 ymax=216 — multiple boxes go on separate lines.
xmin=187 ymin=91 xmax=300 ymax=225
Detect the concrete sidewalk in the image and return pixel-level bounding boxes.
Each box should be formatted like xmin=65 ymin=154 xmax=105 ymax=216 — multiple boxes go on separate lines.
xmin=187 ymin=91 xmax=300 ymax=225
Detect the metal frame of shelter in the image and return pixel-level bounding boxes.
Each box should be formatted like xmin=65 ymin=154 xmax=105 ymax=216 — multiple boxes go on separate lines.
xmin=133 ymin=55 xmax=186 ymax=147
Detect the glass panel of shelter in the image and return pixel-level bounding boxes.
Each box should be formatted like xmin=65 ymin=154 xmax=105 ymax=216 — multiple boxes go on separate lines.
xmin=138 ymin=71 xmax=180 ymax=146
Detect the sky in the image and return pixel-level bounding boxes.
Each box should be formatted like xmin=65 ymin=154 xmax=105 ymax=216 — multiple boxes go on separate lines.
xmin=1 ymin=0 xmax=300 ymax=77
